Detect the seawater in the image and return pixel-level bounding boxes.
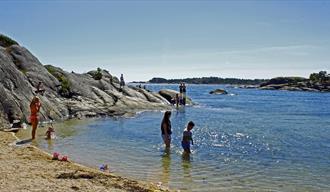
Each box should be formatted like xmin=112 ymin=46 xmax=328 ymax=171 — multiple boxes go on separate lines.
xmin=24 ymin=84 xmax=330 ymax=191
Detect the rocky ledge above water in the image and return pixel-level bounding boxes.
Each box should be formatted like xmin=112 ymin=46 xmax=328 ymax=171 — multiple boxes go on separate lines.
xmin=158 ymin=89 xmax=194 ymax=105
xmin=0 ymin=34 xmax=172 ymax=126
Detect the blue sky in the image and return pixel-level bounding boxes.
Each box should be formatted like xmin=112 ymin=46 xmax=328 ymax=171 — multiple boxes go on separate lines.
xmin=1 ymin=0 xmax=330 ymax=81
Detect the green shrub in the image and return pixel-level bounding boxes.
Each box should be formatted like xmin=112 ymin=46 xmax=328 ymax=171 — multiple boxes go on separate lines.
xmin=59 ymin=75 xmax=71 ymax=97
xmin=0 ymin=34 xmax=18 ymax=47
xmin=45 ymin=65 xmax=56 ymax=76
xmin=19 ymin=68 xmax=28 ymax=75
xmin=87 ymin=68 xmax=103 ymax=80
xmin=94 ymin=68 xmax=103 ymax=80
xmin=309 ymin=71 xmax=329 ymax=83
xmin=45 ymin=65 xmax=72 ymax=97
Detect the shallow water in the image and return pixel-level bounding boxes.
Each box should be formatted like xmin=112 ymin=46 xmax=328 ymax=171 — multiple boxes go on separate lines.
xmin=18 ymin=84 xmax=330 ymax=191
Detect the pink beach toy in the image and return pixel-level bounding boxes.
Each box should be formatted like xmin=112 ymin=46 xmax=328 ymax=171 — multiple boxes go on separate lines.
xmin=61 ymin=156 xmax=68 ymax=161
xmin=52 ymin=152 xmax=60 ymax=160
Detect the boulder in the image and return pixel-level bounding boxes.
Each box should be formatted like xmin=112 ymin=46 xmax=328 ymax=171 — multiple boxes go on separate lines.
xmin=158 ymin=89 xmax=193 ymax=105
xmin=209 ymin=89 xmax=228 ymax=95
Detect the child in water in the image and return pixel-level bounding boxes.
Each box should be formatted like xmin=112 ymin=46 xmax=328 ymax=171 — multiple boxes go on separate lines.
xmin=181 ymin=121 xmax=195 ymax=154
xmin=45 ymin=126 xmax=56 ymax=140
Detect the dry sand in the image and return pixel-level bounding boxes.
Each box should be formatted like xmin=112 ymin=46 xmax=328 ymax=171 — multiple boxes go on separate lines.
xmin=0 ymin=131 xmax=169 ymax=192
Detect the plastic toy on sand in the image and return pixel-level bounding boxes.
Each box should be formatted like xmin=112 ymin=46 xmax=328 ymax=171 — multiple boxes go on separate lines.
xmin=52 ymin=152 xmax=60 ymax=160
xmin=61 ymin=156 xmax=68 ymax=161
xmin=99 ymin=164 xmax=109 ymax=172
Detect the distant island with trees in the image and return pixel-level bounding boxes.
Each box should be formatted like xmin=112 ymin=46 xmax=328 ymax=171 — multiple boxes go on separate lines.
xmin=147 ymin=77 xmax=268 ymax=85
xmin=141 ymin=71 xmax=330 ymax=92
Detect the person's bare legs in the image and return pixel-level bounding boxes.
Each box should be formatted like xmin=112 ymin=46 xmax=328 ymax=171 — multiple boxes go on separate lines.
xmin=165 ymin=137 xmax=171 ymax=149
xmin=31 ymin=120 xmax=38 ymax=140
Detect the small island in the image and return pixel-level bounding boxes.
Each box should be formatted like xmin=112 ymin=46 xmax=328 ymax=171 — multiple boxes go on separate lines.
xmin=259 ymin=72 xmax=330 ymax=92
xmin=148 ymin=71 xmax=330 ymax=93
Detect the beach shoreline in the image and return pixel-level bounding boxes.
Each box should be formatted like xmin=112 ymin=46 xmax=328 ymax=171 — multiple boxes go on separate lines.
xmin=0 ymin=130 xmax=169 ymax=192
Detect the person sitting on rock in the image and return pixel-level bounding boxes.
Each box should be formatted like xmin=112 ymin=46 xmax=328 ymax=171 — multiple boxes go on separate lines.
xmin=35 ymin=82 xmax=45 ymax=95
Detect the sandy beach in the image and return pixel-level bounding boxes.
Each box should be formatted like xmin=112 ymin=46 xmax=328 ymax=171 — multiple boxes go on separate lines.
xmin=0 ymin=130 xmax=168 ymax=192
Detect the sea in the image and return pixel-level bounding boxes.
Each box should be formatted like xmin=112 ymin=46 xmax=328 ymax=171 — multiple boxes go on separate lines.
xmin=18 ymin=84 xmax=330 ymax=191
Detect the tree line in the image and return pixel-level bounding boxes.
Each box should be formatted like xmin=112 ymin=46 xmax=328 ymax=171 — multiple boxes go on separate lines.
xmin=148 ymin=77 xmax=268 ymax=85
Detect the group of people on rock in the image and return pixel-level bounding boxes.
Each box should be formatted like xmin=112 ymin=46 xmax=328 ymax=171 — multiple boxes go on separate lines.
xmin=171 ymin=83 xmax=187 ymax=107
xmin=161 ymin=111 xmax=195 ymax=154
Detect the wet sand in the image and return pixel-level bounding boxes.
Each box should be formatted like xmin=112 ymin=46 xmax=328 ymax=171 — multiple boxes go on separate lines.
xmin=0 ymin=131 xmax=168 ymax=192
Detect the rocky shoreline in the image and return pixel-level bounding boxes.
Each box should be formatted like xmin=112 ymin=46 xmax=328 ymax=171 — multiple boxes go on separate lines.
xmin=0 ymin=34 xmax=175 ymax=192
xmin=0 ymin=35 xmax=174 ymax=126
xmin=228 ymin=76 xmax=330 ymax=93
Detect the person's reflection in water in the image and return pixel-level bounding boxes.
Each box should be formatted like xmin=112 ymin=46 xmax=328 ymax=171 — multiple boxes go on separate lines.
xmin=181 ymin=152 xmax=193 ymax=190
xmin=46 ymin=139 xmax=54 ymax=151
xmin=176 ymin=105 xmax=186 ymax=114
xmin=160 ymin=148 xmax=171 ymax=187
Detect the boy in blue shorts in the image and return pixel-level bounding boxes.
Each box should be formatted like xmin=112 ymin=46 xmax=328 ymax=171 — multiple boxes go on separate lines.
xmin=181 ymin=121 xmax=195 ymax=154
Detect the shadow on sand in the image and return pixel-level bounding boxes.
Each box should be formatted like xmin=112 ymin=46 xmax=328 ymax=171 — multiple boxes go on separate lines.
xmin=16 ymin=138 xmax=33 ymax=145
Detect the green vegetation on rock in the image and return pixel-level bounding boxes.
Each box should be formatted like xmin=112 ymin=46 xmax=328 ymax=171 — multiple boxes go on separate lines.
xmin=259 ymin=71 xmax=329 ymax=92
xmin=45 ymin=65 xmax=72 ymax=97
xmin=87 ymin=67 xmax=103 ymax=80
xmin=0 ymin=34 xmax=19 ymax=47
xmin=309 ymin=71 xmax=329 ymax=84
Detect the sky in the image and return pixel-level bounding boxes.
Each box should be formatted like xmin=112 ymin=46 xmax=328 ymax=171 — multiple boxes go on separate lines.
xmin=1 ymin=0 xmax=330 ymax=82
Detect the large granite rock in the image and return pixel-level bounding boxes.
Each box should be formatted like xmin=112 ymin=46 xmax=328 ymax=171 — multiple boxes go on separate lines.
xmin=0 ymin=35 xmax=173 ymax=125
xmin=158 ymin=89 xmax=193 ymax=105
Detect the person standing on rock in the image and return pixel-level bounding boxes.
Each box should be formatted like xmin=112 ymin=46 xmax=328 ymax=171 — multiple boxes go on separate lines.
xmin=175 ymin=93 xmax=180 ymax=108
xmin=109 ymin=76 xmax=113 ymax=85
xmin=179 ymin=83 xmax=183 ymax=104
xmin=30 ymin=96 xmax=41 ymax=140
xmin=120 ymin=74 xmax=125 ymax=91
xmin=182 ymin=83 xmax=186 ymax=105
xmin=161 ymin=111 xmax=172 ymax=149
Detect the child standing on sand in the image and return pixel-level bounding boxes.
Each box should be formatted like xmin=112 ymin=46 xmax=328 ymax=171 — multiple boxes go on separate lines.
xmin=181 ymin=121 xmax=195 ymax=154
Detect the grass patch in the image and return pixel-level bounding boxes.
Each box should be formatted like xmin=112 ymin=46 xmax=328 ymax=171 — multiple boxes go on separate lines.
xmin=19 ymin=68 xmax=28 ymax=75
xmin=0 ymin=34 xmax=18 ymax=47
xmin=45 ymin=65 xmax=72 ymax=97
xmin=87 ymin=68 xmax=103 ymax=80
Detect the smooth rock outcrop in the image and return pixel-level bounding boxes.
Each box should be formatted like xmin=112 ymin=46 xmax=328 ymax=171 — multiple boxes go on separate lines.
xmin=0 ymin=35 xmax=173 ymax=125
xmin=209 ymin=89 xmax=228 ymax=95
xmin=158 ymin=89 xmax=193 ymax=105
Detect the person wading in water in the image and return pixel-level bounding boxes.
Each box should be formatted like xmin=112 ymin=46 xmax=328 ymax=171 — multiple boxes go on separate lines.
xmin=30 ymin=96 xmax=41 ymax=140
